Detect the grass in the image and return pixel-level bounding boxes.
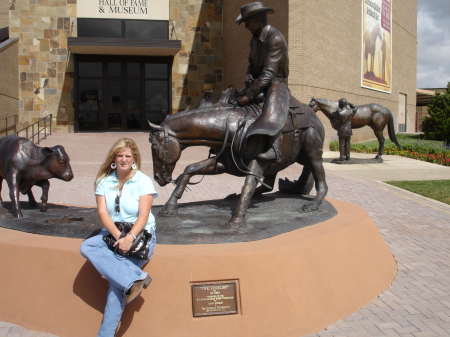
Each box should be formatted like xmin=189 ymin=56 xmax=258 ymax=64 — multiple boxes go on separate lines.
xmin=384 ymin=180 xmax=450 ymax=205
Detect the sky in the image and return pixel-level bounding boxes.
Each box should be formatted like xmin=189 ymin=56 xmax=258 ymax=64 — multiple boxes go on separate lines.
xmin=417 ymin=0 xmax=450 ymax=89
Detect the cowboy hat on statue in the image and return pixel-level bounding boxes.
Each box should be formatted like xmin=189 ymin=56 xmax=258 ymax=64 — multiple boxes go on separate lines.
xmin=235 ymin=2 xmax=275 ymax=26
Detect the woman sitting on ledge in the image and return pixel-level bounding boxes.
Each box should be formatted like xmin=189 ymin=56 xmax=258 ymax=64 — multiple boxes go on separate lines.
xmin=80 ymin=138 xmax=158 ymax=337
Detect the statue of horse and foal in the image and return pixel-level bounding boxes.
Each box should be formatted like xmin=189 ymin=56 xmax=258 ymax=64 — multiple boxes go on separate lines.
xmin=309 ymin=97 xmax=401 ymax=158
xmin=148 ymin=88 xmax=328 ymax=228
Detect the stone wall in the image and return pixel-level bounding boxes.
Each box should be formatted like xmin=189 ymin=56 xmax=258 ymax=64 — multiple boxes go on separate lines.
xmin=0 ymin=0 xmax=9 ymax=28
xmin=9 ymin=0 xmax=224 ymax=131
xmin=170 ymin=0 xmax=223 ymax=112
xmin=0 ymin=37 xmax=19 ymax=132
xmin=9 ymin=0 xmax=76 ymax=133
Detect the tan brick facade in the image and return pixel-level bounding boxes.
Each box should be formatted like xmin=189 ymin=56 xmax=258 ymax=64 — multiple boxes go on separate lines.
xmin=223 ymin=1 xmax=417 ymax=150
xmin=223 ymin=0 xmax=288 ymax=90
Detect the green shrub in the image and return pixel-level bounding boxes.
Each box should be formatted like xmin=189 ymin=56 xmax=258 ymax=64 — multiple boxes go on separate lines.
xmin=421 ymin=82 xmax=450 ymax=141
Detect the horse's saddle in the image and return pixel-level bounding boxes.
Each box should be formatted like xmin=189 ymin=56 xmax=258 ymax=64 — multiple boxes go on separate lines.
xmin=288 ymin=95 xmax=302 ymax=113
xmin=232 ymin=94 xmax=311 ymax=155
xmin=251 ymin=92 xmax=303 ymax=114
xmin=287 ymin=95 xmax=313 ymax=131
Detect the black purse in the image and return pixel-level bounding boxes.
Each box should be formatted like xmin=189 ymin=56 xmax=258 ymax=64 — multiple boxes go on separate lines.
xmin=103 ymin=222 xmax=152 ymax=260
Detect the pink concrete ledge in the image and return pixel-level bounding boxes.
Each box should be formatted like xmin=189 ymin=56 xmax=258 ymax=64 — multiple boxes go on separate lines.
xmin=0 ymin=198 xmax=397 ymax=337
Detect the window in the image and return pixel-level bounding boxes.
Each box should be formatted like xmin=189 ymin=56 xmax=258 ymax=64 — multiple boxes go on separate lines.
xmin=76 ymin=55 xmax=171 ymax=132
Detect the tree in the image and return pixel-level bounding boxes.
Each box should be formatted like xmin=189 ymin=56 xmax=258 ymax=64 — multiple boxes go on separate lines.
xmin=421 ymin=82 xmax=450 ymax=141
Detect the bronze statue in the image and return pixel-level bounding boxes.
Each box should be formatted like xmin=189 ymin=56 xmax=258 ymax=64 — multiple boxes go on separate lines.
xmin=148 ymin=2 xmax=328 ymax=228
xmin=309 ymin=97 xmax=401 ymax=158
xmin=150 ymin=2 xmax=328 ymax=228
xmin=0 ymin=135 xmax=74 ymax=218
xmin=235 ymin=2 xmax=289 ymax=163
xmin=148 ymin=88 xmax=328 ymax=228
xmin=331 ymin=98 xmax=357 ymax=161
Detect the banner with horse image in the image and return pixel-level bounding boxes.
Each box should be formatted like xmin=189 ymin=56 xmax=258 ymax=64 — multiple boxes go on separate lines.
xmin=361 ymin=0 xmax=392 ymax=93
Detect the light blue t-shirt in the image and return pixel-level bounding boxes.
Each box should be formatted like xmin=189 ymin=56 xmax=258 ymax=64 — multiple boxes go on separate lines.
xmin=95 ymin=170 xmax=158 ymax=232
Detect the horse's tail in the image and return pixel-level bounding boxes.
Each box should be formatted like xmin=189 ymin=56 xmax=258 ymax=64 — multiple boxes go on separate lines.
xmin=387 ymin=109 xmax=401 ymax=149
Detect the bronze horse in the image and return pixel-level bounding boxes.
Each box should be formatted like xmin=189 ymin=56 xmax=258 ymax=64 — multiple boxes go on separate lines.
xmin=309 ymin=97 xmax=401 ymax=158
xmin=148 ymin=89 xmax=328 ymax=228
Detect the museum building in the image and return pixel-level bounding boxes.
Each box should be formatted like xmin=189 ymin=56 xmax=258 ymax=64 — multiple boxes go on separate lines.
xmin=0 ymin=0 xmax=417 ymax=148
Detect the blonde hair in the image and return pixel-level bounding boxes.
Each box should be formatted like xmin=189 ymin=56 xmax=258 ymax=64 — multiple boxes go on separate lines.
xmin=94 ymin=138 xmax=142 ymax=190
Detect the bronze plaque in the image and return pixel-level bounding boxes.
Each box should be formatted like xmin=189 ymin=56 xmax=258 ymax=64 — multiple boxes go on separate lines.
xmin=192 ymin=281 xmax=238 ymax=317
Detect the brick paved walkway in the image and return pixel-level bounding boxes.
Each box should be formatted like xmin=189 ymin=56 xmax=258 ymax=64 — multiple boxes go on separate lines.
xmin=1 ymin=133 xmax=449 ymax=337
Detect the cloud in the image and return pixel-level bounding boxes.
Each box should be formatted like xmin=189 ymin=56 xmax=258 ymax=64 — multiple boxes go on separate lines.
xmin=417 ymin=0 xmax=450 ymax=88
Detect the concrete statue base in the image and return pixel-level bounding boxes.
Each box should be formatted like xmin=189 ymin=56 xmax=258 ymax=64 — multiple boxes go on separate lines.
xmin=331 ymin=157 xmax=384 ymax=164
xmin=0 ymin=197 xmax=396 ymax=337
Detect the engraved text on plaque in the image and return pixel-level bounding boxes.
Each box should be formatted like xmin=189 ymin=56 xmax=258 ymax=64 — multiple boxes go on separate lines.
xmin=192 ymin=281 xmax=238 ymax=317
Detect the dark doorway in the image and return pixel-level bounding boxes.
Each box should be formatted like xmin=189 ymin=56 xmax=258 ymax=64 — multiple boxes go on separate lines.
xmin=75 ymin=55 xmax=171 ymax=132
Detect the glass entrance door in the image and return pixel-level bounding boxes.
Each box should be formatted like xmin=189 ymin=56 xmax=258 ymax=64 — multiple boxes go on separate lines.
xmin=76 ymin=55 xmax=170 ymax=132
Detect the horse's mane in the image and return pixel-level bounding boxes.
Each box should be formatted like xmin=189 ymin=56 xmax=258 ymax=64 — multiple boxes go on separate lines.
xmin=164 ymin=105 xmax=236 ymax=122
xmin=312 ymin=97 xmax=337 ymax=106
xmin=164 ymin=87 xmax=235 ymax=122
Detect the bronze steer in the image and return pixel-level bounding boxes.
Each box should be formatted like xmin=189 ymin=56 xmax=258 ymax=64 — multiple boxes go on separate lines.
xmin=0 ymin=135 xmax=74 ymax=218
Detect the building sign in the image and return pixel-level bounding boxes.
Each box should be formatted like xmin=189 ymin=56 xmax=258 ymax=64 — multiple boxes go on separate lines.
xmin=361 ymin=0 xmax=392 ymax=93
xmin=77 ymin=0 xmax=169 ymax=20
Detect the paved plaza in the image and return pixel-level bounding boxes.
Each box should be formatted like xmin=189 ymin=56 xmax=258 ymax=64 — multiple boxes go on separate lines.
xmin=1 ymin=132 xmax=449 ymax=337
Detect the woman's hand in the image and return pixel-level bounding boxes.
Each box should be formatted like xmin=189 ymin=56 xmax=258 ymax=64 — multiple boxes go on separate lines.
xmin=113 ymin=234 xmax=135 ymax=253
xmin=115 ymin=194 xmax=154 ymax=254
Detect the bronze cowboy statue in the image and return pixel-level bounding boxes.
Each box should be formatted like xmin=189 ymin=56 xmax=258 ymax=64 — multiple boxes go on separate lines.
xmin=235 ymin=2 xmax=289 ymax=163
xmin=148 ymin=2 xmax=328 ymax=228
xmin=331 ymin=98 xmax=358 ymax=161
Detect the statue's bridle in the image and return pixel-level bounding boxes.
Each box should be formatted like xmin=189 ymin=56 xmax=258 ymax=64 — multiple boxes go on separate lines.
xmin=149 ymin=109 xmax=270 ymax=189
xmin=150 ymin=125 xmax=174 ymax=183
xmin=150 ymin=116 xmax=232 ymax=187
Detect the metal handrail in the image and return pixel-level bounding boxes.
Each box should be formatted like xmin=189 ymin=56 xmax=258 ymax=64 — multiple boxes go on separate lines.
xmin=0 ymin=115 xmax=18 ymax=137
xmin=15 ymin=114 xmax=52 ymax=145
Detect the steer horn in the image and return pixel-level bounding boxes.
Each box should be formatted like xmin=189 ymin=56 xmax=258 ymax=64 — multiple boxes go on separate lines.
xmin=147 ymin=121 xmax=164 ymax=131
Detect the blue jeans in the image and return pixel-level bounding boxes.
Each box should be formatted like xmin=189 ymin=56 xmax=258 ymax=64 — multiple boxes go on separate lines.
xmin=80 ymin=228 xmax=156 ymax=337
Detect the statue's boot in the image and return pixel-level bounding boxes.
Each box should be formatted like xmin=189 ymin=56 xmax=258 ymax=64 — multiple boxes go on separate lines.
xmin=258 ymin=134 xmax=283 ymax=163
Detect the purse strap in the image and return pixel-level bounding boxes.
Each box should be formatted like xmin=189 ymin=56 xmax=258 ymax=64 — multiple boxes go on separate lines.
xmin=128 ymin=231 xmax=144 ymax=253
